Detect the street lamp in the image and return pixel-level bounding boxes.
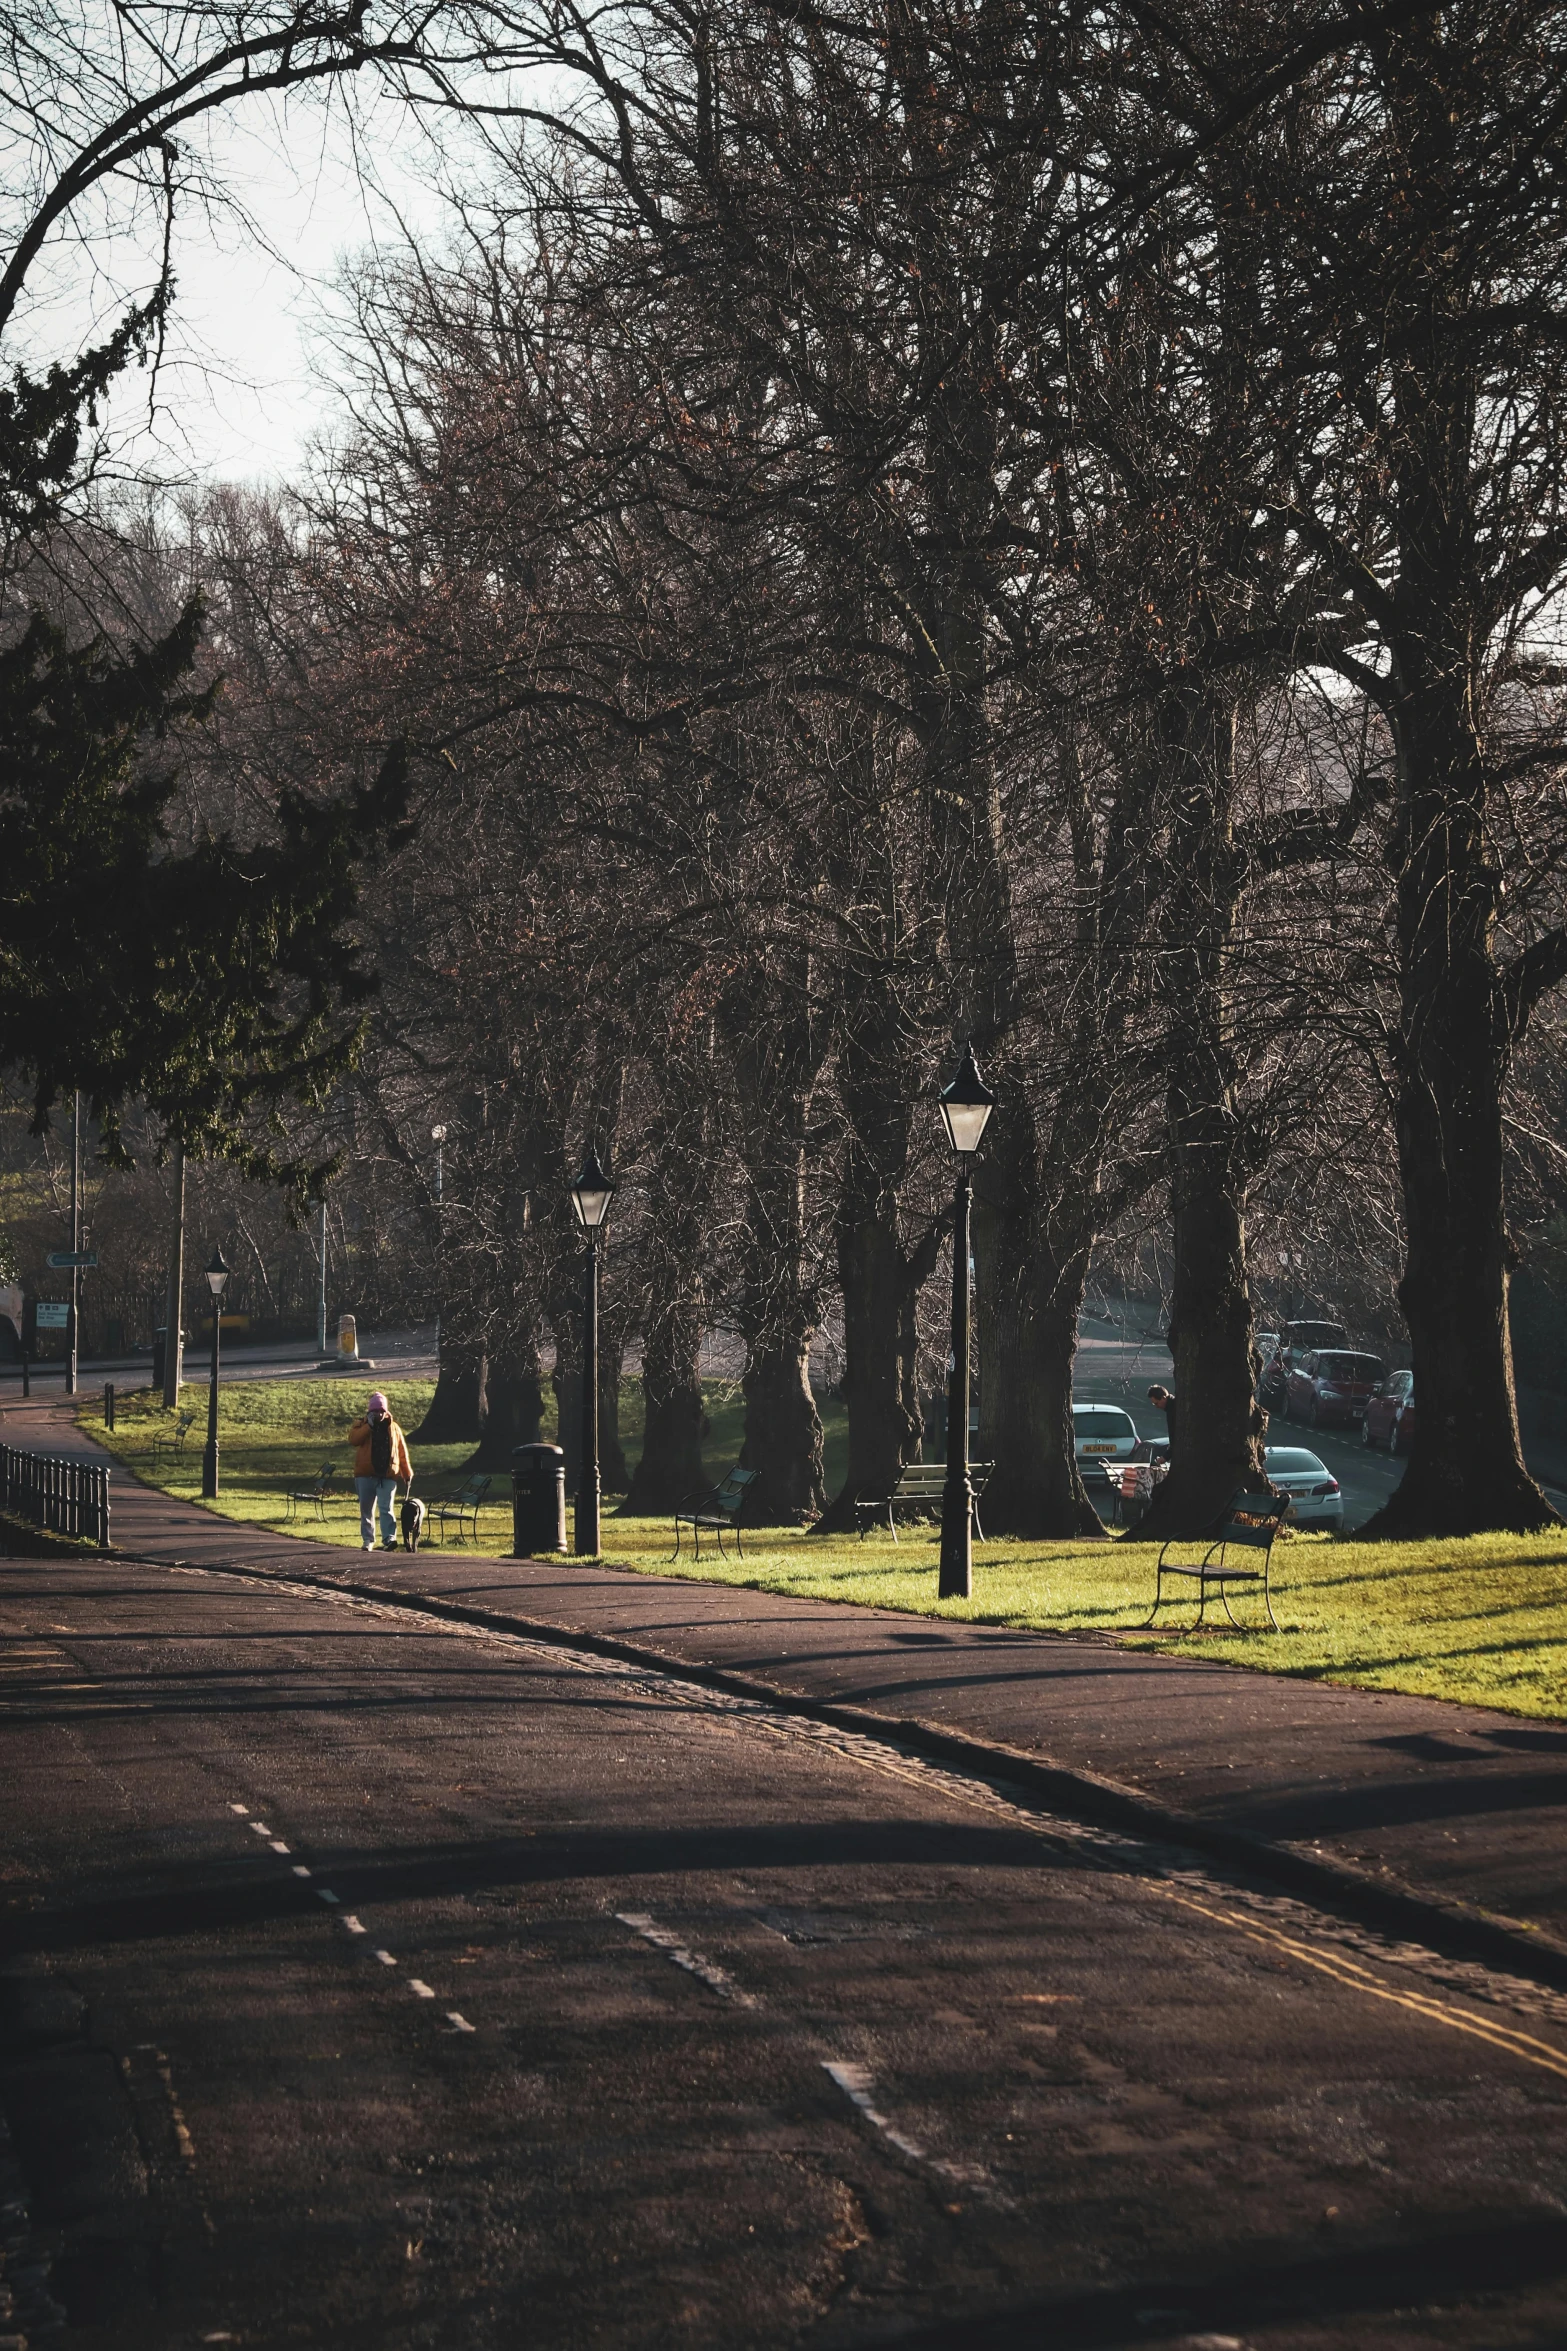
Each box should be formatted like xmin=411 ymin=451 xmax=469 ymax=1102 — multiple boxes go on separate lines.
xmin=201 ymin=1246 xmax=231 ymax=1499
xmin=569 ymin=1146 xmax=615 ymax=1557
xmin=937 ymin=1043 xmax=994 ymax=1599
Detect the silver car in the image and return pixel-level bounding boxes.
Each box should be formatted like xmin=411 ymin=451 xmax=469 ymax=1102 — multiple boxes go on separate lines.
xmin=1264 ymin=1445 xmax=1343 ymax=1529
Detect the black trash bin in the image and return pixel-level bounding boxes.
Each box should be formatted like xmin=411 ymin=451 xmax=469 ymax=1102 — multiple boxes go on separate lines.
xmin=512 ymin=1444 xmax=567 ymax=1557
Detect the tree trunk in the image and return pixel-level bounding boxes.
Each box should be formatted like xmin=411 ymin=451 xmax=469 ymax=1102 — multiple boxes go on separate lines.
xmin=599 ymin=1325 xmax=630 ymax=1494
xmin=412 ymin=1339 xmax=484 ymax=1442
xmin=625 ymin=1286 xmax=708 ymax=1513
xmin=972 ymin=1094 xmax=1105 ymax=1538
xmin=1136 ymin=688 xmax=1268 ymax=1542
xmin=466 ymin=1345 xmax=545 ymax=1470
xmin=740 ymin=1335 xmax=823 ymax=1523
xmin=1361 ymin=673 xmax=1553 ymax=1534
xmin=623 ymin=1097 xmax=712 ymax=1513
xmin=813 ymin=1205 xmax=939 ymax=1533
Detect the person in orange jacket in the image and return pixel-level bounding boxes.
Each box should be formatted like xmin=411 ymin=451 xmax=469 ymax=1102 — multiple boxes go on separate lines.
xmin=348 ymin=1390 xmax=413 ymax=1552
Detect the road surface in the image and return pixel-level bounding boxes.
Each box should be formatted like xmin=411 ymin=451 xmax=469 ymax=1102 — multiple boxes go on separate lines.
xmin=3 ymin=1552 xmax=1567 ymax=2347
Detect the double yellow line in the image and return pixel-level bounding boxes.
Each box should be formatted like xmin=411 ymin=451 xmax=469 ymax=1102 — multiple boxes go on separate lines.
xmin=1155 ymin=1881 xmax=1567 ymax=2083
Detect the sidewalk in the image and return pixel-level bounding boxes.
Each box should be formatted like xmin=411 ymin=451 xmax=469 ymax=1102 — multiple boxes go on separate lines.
xmin=7 ymin=1396 xmax=1567 ymax=1978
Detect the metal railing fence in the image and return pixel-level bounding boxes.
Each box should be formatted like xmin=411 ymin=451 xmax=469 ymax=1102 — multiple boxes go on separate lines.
xmin=0 ymin=1444 xmax=111 ymax=1550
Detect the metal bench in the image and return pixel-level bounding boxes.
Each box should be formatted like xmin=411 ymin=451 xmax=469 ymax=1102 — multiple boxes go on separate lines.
xmin=286 ymin=1462 xmax=338 ymax=1522
xmin=149 ymin=1410 xmax=196 ymax=1472
xmin=671 ymin=1465 xmax=760 ymax=1562
xmin=1145 ymin=1488 xmax=1290 ymax=1630
xmin=855 ymin=1461 xmax=992 ymax=1542
xmin=428 ymin=1474 xmax=491 ymax=1545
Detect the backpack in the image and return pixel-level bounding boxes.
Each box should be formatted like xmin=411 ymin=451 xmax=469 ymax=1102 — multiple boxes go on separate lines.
xmin=370 ymin=1416 xmax=395 ymax=1478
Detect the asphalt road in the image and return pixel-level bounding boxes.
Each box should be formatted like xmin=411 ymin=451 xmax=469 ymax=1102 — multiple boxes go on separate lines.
xmin=4 ymin=1557 xmax=1567 ymax=2349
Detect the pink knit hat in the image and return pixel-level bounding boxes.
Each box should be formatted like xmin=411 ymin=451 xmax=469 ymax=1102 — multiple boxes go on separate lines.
xmin=367 ymin=1391 xmax=390 ymax=1415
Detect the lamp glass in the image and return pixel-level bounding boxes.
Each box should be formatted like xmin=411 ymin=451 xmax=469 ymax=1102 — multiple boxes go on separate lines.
xmin=431 ymin=1124 xmax=447 ymax=1142
xmin=938 ymin=1043 xmax=996 ymax=1157
xmin=570 ymin=1147 xmax=615 ymax=1231
xmin=205 ymin=1247 xmax=231 ymax=1299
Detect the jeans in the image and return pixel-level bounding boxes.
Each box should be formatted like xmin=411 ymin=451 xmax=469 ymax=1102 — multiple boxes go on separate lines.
xmin=356 ymin=1475 xmax=397 ymax=1547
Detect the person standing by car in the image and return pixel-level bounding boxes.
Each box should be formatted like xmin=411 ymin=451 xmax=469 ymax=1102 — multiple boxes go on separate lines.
xmin=349 ymin=1390 xmax=413 ymax=1553
xmin=1147 ymin=1385 xmax=1176 ymax=1448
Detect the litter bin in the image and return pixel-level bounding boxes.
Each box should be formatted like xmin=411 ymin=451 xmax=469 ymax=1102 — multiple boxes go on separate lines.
xmin=512 ymin=1443 xmax=567 ymax=1557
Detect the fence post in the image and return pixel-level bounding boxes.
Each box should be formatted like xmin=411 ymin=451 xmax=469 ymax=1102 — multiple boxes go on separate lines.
xmin=104 ymin=1383 xmax=115 ymax=1432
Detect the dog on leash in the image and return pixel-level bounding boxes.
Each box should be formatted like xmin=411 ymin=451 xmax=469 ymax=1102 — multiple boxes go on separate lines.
xmin=400 ymin=1493 xmax=426 ymax=1552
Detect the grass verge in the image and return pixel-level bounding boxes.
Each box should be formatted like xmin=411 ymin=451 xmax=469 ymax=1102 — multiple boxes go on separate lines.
xmin=80 ymin=1379 xmax=1567 ymax=1722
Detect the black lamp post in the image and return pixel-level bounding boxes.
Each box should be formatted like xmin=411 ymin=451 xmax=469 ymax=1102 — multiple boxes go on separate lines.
xmin=569 ymin=1147 xmax=615 ymax=1556
xmin=937 ymin=1043 xmax=995 ymax=1599
xmin=201 ymin=1246 xmax=231 ymax=1499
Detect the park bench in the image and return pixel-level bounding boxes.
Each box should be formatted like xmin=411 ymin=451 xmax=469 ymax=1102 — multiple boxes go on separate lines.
xmin=428 ymin=1474 xmax=491 ymax=1545
xmin=149 ymin=1410 xmax=196 ymax=1472
xmin=285 ymin=1462 xmax=338 ymax=1523
xmin=671 ymin=1465 xmax=760 ymax=1562
xmin=855 ymin=1460 xmax=993 ymax=1542
xmin=1144 ymin=1488 xmax=1290 ymax=1631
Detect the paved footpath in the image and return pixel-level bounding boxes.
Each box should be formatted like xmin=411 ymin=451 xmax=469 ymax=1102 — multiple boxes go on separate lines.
xmin=8 ymin=1393 xmax=1567 ymax=1971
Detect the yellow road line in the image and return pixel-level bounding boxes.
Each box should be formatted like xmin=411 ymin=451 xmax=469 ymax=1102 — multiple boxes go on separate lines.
xmin=1155 ymin=1883 xmax=1567 ymax=2083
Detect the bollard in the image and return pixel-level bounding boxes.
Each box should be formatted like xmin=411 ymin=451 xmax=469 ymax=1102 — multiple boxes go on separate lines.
xmin=104 ymin=1382 xmax=115 ymax=1431
xmin=21 ymin=1355 xmax=29 ymax=1400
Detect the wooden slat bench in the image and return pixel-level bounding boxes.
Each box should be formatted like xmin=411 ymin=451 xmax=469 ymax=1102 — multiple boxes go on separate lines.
xmin=671 ymin=1465 xmax=760 ymax=1563
xmin=1145 ymin=1489 xmax=1290 ymax=1630
xmin=855 ymin=1461 xmax=992 ymax=1542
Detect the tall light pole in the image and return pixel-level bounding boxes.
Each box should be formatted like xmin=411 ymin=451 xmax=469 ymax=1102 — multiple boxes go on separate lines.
xmin=431 ymin=1126 xmax=447 ymax=1368
xmin=937 ymin=1043 xmax=995 ymax=1600
xmin=316 ymin=1196 xmax=328 ymax=1360
xmin=67 ymin=1090 xmax=80 ymax=1395
xmin=162 ymin=1140 xmax=185 ymax=1407
xmin=201 ymin=1247 xmax=231 ymax=1499
xmin=569 ymin=1147 xmax=615 ymax=1557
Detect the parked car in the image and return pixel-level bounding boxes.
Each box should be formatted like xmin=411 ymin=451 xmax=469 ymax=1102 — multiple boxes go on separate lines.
xmin=1362 ymin=1368 xmax=1416 ymax=1453
xmin=1258 ymin=1319 xmax=1350 ymax=1411
xmin=1072 ymin=1402 xmax=1141 ymax=1495
xmin=1264 ymin=1445 xmax=1343 ymax=1529
xmin=1283 ymin=1348 xmax=1388 ymax=1429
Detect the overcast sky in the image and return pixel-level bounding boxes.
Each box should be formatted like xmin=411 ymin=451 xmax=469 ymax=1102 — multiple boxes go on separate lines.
xmin=107 ymin=90 xmax=453 ymax=493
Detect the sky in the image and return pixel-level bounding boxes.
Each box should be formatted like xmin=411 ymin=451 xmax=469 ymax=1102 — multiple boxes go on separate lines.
xmin=92 ymin=88 xmax=456 ymax=494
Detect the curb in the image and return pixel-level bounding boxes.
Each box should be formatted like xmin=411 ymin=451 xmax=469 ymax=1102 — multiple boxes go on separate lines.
xmin=118 ymin=1543 xmax=1567 ymax=2000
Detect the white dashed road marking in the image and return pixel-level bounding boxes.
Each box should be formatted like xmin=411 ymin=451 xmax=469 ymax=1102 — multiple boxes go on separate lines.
xmin=374 ymin=1950 xmax=397 ymax=1967
xmin=291 ymin=1864 xmax=312 ymax=1878
xmin=341 ymin=1915 xmax=366 ymax=1935
xmin=315 ymin=1888 xmax=340 ymax=1905
xmin=617 ymin=1912 xmax=752 ymax=2004
xmin=408 ymin=1980 xmax=436 ymax=2000
xmin=447 ymin=2013 xmax=475 ymax=2034
xmin=823 ymin=2061 xmax=930 ymax=2165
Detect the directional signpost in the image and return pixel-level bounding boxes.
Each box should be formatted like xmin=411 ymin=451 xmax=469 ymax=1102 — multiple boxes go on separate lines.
xmin=46 ymin=1251 xmax=99 ymax=1270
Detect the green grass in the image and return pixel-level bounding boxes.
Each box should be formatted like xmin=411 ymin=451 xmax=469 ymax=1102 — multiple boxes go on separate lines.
xmin=81 ymin=1380 xmax=1567 ymax=1722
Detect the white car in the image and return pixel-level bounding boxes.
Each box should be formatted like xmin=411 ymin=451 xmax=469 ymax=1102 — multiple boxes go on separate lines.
xmin=1264 ymin=1445 xmax=1342 ymax=1529
xmin=1073 ymin=1402 xmax=1141 ymax=1498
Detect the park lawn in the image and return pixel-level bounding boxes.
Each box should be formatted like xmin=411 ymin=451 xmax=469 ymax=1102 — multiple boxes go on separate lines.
xmin=80 ymin=1380 xmax=1567 ymax=1721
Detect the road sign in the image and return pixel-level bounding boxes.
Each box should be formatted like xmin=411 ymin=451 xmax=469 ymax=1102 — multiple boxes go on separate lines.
xmin=34 ymin=1301 xmax=70 ymax=1329
xmin=46 ymin=1251 xmax=98 ymax=1269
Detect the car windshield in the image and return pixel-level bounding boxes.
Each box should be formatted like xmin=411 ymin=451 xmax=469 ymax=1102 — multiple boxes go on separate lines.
xmin=1265 ymin=1448 xmax=1326 ymax=1474
xmin=1072 ymin=1407 xmax=1135 ymax=1440
xmin=1287 ymin=1323 xmax=1346 ymax=1348
xmin=1315 ymin=1353 xmax=1385 ymax=1381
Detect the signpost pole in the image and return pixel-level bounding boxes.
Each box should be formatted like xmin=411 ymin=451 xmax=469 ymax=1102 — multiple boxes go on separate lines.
xmin=163 ymin=1143 xmax=185 ymax=1408
xmin=67 ymin=1091 xmax=79 ymax=1397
